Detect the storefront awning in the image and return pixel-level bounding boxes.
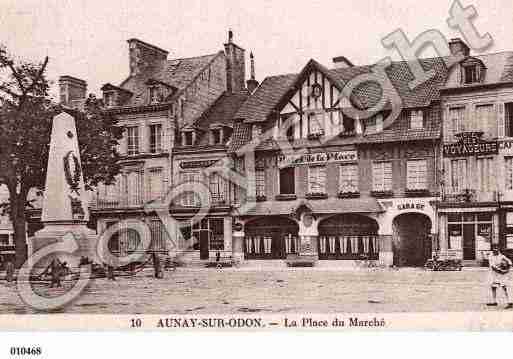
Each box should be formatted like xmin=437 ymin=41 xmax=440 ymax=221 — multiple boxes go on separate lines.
xmin=238 ymin=197 xmax=384 ymax=217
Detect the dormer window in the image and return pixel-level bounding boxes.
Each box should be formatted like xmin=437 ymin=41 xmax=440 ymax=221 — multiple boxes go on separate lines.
xmin=409 ymin=110 xmax=424 ymax=129
xmin=251 ymin=125 xmax=261 ymax=140
xmin=149 ymin=86 xmax=163 ymax=104
xmin=104 ymin=91 xmax=115 ymax=108
xmin=183 ymin=131 xmax=194 ymax=146
xmin=365 ymin=114 xmax=383 ymax=135
xmin=211 ymin=128 xmax=222 ymax=145
xmin=464 ymin=65 xmax=479 ymax=84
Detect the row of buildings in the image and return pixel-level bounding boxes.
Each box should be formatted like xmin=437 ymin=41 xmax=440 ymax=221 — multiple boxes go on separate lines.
xmin=6 ymin=31 xmax=513 ymax=268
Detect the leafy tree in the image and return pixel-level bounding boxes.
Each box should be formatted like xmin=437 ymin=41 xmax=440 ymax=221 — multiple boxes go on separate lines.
xmin=0 ymin=45 xmax=122 ymax=267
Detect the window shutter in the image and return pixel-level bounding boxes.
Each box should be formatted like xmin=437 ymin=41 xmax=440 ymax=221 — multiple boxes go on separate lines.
xmin=498 ymin=103 xmax=505 ymax=138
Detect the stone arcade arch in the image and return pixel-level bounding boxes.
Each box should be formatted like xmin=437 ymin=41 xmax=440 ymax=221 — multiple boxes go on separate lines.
xmin=392 ymin=213 xmax=432 ymax=267
xmin=244 ymin=216 xmax=299 ymax=259
xmin=243 ymin=216 xmax=299 ymax=259
xmin=317 ymin=214 xmax=379 ymax=260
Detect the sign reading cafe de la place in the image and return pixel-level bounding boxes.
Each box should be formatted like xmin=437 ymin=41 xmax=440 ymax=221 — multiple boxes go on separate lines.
xmin=277 ymin=150 xmax=358 ymax=166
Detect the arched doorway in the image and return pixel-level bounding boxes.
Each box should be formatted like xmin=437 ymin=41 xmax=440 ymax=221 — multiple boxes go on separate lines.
xmin=392 ymin=213 xmax=432 ymax=267
xmin=244 ymin=216 xmax=299 ymax=259
xmin=318 ymin=214 xmax=379 ymax=260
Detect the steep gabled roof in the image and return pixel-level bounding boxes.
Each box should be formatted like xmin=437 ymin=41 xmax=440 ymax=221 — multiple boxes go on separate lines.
xmin=117 ymin=52 xmax=224 ymax=107
xmin=234 ymin=73 xmax=297 ymax=123
xmin=194 ymin=91 xmax=249 ymax=130
xmin=235 ymin=57 xmax=452 ymax=124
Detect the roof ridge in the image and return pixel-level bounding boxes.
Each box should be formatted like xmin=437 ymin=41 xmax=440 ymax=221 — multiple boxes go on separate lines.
xmin=166 ymin=51 xmax=221 ymax=62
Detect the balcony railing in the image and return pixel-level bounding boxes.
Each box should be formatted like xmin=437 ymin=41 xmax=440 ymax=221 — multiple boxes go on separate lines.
xmin=92 ymin=192 xmax=235 ymax=210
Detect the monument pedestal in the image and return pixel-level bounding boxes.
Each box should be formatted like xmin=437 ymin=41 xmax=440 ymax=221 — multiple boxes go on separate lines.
xmin=29 ymin=222 xmax=98 ymax=270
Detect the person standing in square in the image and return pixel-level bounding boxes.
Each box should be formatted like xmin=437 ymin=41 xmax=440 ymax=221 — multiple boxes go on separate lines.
xmin=487 ymin=246 xmax=513 ymax=309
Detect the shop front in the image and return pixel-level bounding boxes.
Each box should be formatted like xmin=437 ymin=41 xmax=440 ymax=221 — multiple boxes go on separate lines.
xmin=243 ymin=216 xmax=299 ymax=259
xmin=317 ymin=214 xmax=379 ymax=260
xmin=438 ymin=207 xmax=496 ymax=264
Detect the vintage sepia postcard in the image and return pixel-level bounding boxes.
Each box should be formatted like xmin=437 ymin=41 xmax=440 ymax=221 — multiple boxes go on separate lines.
xmin=2 ymin=1 xmax=513 ymax=350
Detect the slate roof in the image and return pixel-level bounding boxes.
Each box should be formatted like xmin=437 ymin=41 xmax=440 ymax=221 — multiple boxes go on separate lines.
xmin=230 ymin=51 xmax=513 ymax=152
xmin=116 ymin=52 xmax=223 ymax=107
xmin=175 ymin=91 xmax=249 ymax=149
xmin=234 ymin=73 xmax=297 ymax=124
xmin=235 ymin=52 xmax=513 ymax=124
xmin=194 ymin=91 xmax=249 ymax=130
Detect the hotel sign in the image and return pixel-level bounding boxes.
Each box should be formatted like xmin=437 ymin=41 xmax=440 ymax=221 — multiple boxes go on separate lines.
xmin=277 ymin=150 xmax=357 ymax=166
xmin=443 ymin=131 xmax=498 ymax=157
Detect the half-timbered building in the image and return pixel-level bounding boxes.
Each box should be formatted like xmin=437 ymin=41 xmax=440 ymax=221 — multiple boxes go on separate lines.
xmin=229 ymin=54 xmax=447 ymax=267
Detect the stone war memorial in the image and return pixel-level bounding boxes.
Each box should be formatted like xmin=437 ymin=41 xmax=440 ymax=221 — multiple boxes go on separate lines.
xmin=28 ymin=111 xmax=97 ymax=270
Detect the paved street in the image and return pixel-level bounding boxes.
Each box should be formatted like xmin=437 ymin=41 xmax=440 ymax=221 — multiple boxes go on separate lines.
xmin=0 ymin=268 xmax=509 ymax=314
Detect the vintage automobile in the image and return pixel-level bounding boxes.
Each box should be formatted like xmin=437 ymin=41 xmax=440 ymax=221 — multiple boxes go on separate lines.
xmin=425 ymin=252 xmax=463 ymax=271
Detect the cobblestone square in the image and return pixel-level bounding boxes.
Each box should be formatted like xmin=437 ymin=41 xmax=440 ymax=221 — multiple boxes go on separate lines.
xmin=0 ymin=268 xmax=509 ymax=314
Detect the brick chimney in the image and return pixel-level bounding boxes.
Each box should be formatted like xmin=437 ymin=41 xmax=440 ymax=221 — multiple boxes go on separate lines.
xmin=59 ymin=75 xmax=87 ymax=107
xmin=246 ymin=52 xmax=259 ymax=94
xmin=224 ymin=30 xmax=246 ymax=93
xmin=127 ymin=38 xmax=169 ymax=76
xmin=449 ymin=38 xmax=470 ymax=57
xmin=332 ymin=56 xmax=354 ymax=69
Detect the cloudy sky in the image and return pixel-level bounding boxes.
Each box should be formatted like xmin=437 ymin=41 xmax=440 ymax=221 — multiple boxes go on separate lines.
xmin=1 ymin=0 xmax=512 ymax=98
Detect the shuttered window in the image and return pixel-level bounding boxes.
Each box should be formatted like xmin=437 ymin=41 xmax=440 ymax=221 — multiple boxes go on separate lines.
xmin=506 ymin=157 xmax=513 ymax=191
xmin=372 ymin=162 xmax=392 ymax=191
xmin=180 ymin=171 xmax=201 ymax=206
xmin=308 ymin=166 xmax=326 ymax=193
xmin=209 ymin=173 xmax=226 ymax=204
xmin=339 ymin=164 xmax=358 ymax=193
xmin=127 ymin=126 xmax=139 ymax=155
xmin=148 ymin=168 xmax=163 ymax=201
xmin=450 ymin=159 xmax=468 ymax=193
xmin=149 ymin=124 xmax=162 ymax=153
xmin=406 ymin=160 xmax=427 ymax=190
xmin=476 ymin=157 xmax=494 ymax=192
xmin=449 ymin=107 xmax=465 ymax=139
xmin=409 ymin=110 xmax=424 ymax=129
xmin=475 ymin=104 xmax=496 ymax=138
xmin=126 ymin=170 xmax=143 ymax=206
xmin=255 ymin=169 xmax=266 ymax=197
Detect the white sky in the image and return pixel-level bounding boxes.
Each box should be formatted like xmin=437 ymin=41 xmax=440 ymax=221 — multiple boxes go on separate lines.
xmin=1 ymin=0 xmax=512 ymax=98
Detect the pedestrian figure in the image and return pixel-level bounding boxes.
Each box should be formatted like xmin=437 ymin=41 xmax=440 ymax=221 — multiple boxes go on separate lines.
xmin=487 ymin=246 xmax=513 ymax=309
xmin=106 ymin=264 xmax=116 ymax=281
xmin=216 ymin=251 xmax=222 ymax=270
xmin=49 ymin=259 xmax=62 ymax=288
xmin=5 ymin=260 xmax=15 ymax=283
xmin=152 ymin=253 xmax=162 ymax=279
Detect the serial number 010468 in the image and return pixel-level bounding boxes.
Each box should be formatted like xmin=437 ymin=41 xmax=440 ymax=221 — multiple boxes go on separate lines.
xmin=10 ymin=347 xmax=42 ymax=356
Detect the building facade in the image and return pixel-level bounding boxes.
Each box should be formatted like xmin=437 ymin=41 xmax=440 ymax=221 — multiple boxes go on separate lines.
xmin=24 ymin=35 xmax=513 ymax=268
xmin=438 ymin=41 xmax=513 ymax=265
xmin=91 ymin=32 xmax=249 ymax=260
xmin=228 ymin=57 xmax=447 ymax=267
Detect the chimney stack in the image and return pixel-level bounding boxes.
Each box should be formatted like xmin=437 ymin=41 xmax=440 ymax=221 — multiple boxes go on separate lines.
xmin=127 ymin=38 xmax=169 ymax=77
xmin=59 ymin=76 xmax=87 ymax=108
xmin=332 ymin=56 xmax=354 ymax=69
xmin=224 ymin=30 xmax=246 ymax=93
xmin=246 ymin=52 xmax=259 ymax=94
xmin=449 ymin=38 xmax=470 ymax=57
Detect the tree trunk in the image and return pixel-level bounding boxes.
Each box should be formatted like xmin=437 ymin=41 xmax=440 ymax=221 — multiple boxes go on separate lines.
xmin=12 ymin=196 xmax=28 ymax=268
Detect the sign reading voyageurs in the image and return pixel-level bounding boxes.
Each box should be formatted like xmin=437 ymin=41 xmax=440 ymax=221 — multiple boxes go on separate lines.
xmin=443 ymin=131 xmax=498 ymax=157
